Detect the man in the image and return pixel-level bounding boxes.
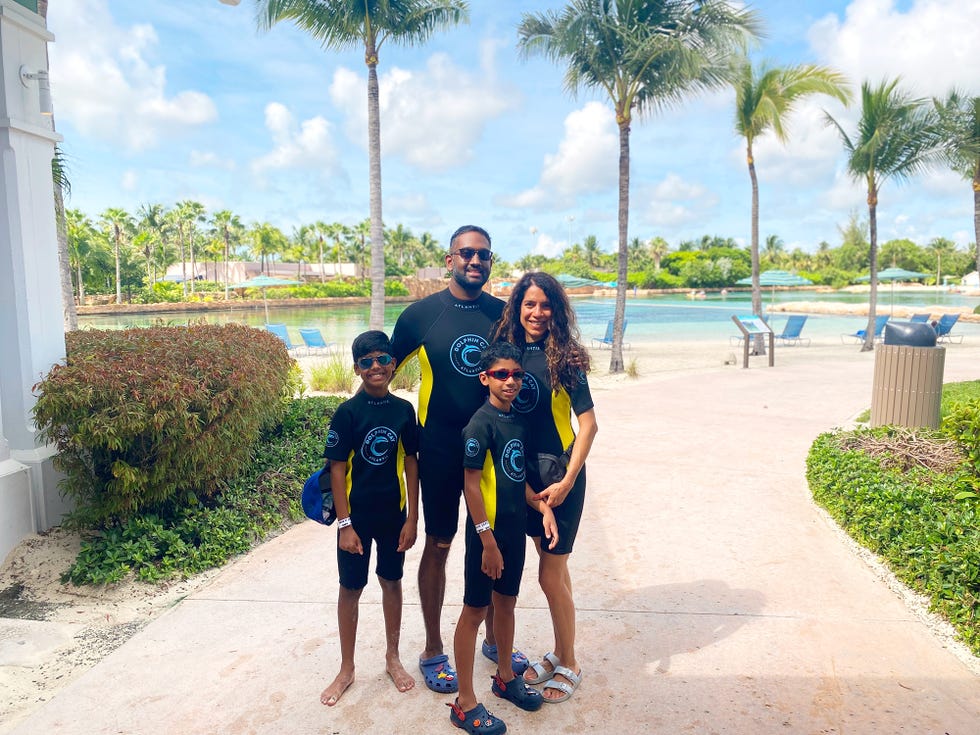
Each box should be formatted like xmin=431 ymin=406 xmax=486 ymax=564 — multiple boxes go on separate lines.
xmin=390 ymin=225 xmax=526 ymax=694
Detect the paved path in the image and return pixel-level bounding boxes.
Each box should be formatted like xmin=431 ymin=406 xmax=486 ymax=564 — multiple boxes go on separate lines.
xmin=7 ymin=347 xmax=980 ymax=734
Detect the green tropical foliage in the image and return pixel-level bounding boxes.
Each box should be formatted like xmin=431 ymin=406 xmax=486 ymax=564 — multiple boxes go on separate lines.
xmin=518 ymin=0 xmax=761 ymax=373
xmin=934 ymin=91 xmax=980 ymax=279
xmin=825 ymin=78 xmax=945 ymax=351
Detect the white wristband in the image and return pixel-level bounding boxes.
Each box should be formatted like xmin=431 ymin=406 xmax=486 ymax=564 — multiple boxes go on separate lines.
xmin=474 ymin=520 xmax=491 ymax=534
xmin=337 ymin=517 xmax=352 ymax=529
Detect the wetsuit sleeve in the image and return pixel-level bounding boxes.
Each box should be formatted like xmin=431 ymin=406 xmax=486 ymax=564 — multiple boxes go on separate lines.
xmin=461 ymin=414 xmax=491 ymax=471
xmin=401 ymin=404 xmax=419 ymax=455
xmin=323 ymin=402 xmax=354 ymax=463
xmin=570 ymin=370 xmax=595 ymax=416
xmin=390 ymin=307 xmax=422 ymax=365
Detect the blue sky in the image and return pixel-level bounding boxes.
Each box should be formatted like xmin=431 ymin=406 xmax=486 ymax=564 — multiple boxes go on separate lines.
xmin=47 ymin=0 xmax=980 ymax=263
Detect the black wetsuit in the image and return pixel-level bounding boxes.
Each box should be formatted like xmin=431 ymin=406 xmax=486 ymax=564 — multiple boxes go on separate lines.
xmin=460 ymin=400 xmax=528 ymax=607
xmin=513 ymin=341 xmax=593 ymax=554
xmin=322 ymin=391 xmax=419 ymax=589
xmin=390 ymin=288 xmax=504 ymax=537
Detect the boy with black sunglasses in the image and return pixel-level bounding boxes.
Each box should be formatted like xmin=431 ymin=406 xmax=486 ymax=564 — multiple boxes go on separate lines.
xmin=448 ymin=341 xmax=557 ymax=734
xmin=319 ymin=330 xmax=420 ymax=707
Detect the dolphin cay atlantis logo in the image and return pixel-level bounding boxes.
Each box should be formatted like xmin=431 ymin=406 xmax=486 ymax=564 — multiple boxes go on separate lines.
xmin=361 ymin=426 xmax=397 ymax=466
xmin=450 ymin=334 xmax=489 ymax=376
xmin=501 ymin=439 xmax=525 ymax=483
xmin=512 ymin=371 xmax=539 ymax=414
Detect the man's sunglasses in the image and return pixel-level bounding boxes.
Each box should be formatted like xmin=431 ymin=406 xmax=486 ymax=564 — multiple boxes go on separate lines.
xmin=483 ymin=368 xmax=525 ymax=381
xmin=357 ymin=354 xmax=394 ymax=369
xmin=451 ymin=247 xmax=493 ymax=262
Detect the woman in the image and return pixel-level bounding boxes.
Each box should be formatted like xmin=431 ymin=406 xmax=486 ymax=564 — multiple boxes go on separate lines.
xmin=491 ymin=271 xmax=598 ymax=703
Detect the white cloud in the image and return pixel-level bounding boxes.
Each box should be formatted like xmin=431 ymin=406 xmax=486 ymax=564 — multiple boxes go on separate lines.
xmin=48 ymin=0 xmax=217 ymax=152
xmin=250 ymin=103 xmax=339 ymax=176
xmin=636 ymin=173 xmax=719 ymax=227
xmin=533 ymin=233 xmax=564 ymax=258
xmin=330 ymin=50 xmax=515 ymax=172
xmin=809 ymin=0 xmax=980 ymax=96
xmin=498 ymin=102 xmax=618 ymax=210
xmin=189 ymin=151 xmax=237 ymax=171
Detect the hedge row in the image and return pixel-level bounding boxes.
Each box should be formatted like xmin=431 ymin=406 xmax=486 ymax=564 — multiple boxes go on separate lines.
xmin=33 ymin=324 xmax=297 ymax=527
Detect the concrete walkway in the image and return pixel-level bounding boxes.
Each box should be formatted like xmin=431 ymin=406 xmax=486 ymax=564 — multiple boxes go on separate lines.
xmin=7 ymin=347 xmax=980 ymax=734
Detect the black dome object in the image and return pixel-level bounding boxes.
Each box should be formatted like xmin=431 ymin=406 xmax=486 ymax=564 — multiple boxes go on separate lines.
xmin=883 ymin=321 xmax=938 ymax=347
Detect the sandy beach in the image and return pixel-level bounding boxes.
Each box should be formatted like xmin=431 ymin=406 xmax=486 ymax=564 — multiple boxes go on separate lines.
xmin=2 ymin=334 xmax=979 ymax=733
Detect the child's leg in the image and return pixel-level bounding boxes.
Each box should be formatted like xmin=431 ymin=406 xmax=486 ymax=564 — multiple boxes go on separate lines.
xmin=378 ymin=576 xmax=414 ymax=693
xmin=489 ymin=591 xmax=517 ymax=683
xmin=321 ymin=584 xmax=362 ymax=706
xmin=453 ymin=603 xmax=488 ymax=712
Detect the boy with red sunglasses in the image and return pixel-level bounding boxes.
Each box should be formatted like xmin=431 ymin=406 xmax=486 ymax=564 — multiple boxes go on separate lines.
xmin=448 ymin=341 xmax=557 ymax=734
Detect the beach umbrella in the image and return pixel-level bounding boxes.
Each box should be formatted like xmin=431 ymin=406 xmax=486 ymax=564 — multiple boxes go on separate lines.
xmin=735 ymin=269 xmax=813 ymax=307
xmin=855 ymin=267 xmax=929 ymax=314
xmin=230 ymin=274 xmax=301 ymax=323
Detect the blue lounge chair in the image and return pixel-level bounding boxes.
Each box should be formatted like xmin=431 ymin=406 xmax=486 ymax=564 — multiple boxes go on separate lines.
xmin=265 ymin=323 xmax=298 ymax=351
xmin=774 ymin=315 xmax=810 ymax=346
xmin=909 ymin=313 xmax=931 ymax=323
xmin=841 ymin=315 xmax=889 ymax=344
xmin=591 ymin=318 xmax=629 ymax=350
xmin=934 ymin=313 xmax=963 ymax=343
xmin=299 ymin=327 xmax=336 ymax=355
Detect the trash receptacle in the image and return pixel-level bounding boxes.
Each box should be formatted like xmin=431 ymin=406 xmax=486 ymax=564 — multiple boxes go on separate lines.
xmin=871 ymin=321 xmax=945 ymax=428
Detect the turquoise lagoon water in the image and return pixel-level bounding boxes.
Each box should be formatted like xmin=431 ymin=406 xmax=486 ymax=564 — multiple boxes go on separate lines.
xmin=77 ymin=289 xmax=980 ymax=346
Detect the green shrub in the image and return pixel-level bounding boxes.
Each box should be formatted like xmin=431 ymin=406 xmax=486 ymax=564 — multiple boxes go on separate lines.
xmin=308 ymin=353 xmax=356 ymax=393
xmin=391 ymin=355 xmax=421 ymax=392
xmin=942 ymin=398 xmax=980 ymax=471
xmin=33 ymin=324 xmax=296 ymax=527
xmin=807 ymin=428 xmax=979 ymax=655
xmin=62 ymin=396 xmax=342 ymax=584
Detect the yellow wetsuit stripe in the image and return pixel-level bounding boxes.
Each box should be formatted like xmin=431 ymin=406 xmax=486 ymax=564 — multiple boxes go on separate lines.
xmin=344 ymin=450 xmax=354 ymax=506
xmin=397 ymin=439 xmax=407 ymax=511
xmin=551 ymin=387 xmax=575 ymax=451
xmin=480 ymin=450 xmax=497 ymax=528
xmin=417 ymin=347 xmax=433 ymax=428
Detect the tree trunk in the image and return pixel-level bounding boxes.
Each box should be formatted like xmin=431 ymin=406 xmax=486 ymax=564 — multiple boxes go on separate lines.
xmin=54 ymin=181 xmax=77 ymax=330
xmin=189 ymin=232 xmax=196 ymax=294
xmin=224 ymin=230 xmax=230 ymax=300
xmin=609 ymin=117 xmax=629 ymax=374
xmin=366 ymin=43 xmax=385 ymax=331
xmin=76 ymin=261 xmax=85 ymax=305
xmin=747 ymin=144 xmax=765 ymax=354
xmin=114 ymin=225 xmax=122 ymax=304
xmin=863 ymin=192 xmax=879 ymax=352
xmin=973 ymin=169 xmax=979 ymax=279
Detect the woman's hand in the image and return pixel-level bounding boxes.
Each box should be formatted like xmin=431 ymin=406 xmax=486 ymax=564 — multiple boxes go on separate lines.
xmin=534 ymin=478 xmax=572 ymax=508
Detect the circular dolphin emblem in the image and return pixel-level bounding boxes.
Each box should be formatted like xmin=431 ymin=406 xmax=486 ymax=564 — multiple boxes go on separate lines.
xmin=451 ymin=334 xmax=490 ymax=376
xmin=512 ymin=371 xmax=539 ymax=414
xmin=501 ymin=439 xmax=525 ymax=483
xmin=464 ymin=437 xmax=481 ymax=458
xmin=361 ymin=426 xmax=397 ymax=466
xmin=325 ymin=429 xmax=340 ymax=447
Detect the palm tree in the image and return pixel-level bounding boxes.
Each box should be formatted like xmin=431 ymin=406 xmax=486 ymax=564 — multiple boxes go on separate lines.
xmin=174 ymin=200 xmax=206 ymax=293
xmin=137 ymin=203 xmax=170 ymax=286
xmin=51 ymin=145 xmax=77 ymax=330
xmin=99 ymin=207 xmax=134 ymax=304
xmin=518 ymin=0 xmax=761 ymax=372
xmin=934 ymin=90 xmax=980 ymax=279
xmin=65 ymin=208 xmax=101 ymax=307
xmin=582 ymin=234 xmax=602 ymax=268
xmin=733 ymin=59 xmax=850 ymax=345
xmin=210 ymin=210 xmax=244 ymax=298
xmin=825 ymin=78 xmax=944 ymax=351
xmin=647 ymin=236 xmax=669 ymax=270
xmin=257 ymin=0 xmax=469 ymax=330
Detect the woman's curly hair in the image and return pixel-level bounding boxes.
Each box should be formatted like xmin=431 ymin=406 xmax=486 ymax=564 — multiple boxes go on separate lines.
xmin=491 ymin=271 xmax=590 ymax=392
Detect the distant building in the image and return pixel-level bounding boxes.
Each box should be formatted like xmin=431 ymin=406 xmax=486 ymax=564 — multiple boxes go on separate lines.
xmin=162 ymin=261 xmax=359 ymax=282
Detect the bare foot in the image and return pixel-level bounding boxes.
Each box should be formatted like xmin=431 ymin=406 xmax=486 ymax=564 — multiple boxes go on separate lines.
xmin=386 ymin=656 xmax=416 ymax=693
xmin=320 ymin=669 xmax=355 ymax=706
xmin=523 ymin=655 xmax=557 ymax=684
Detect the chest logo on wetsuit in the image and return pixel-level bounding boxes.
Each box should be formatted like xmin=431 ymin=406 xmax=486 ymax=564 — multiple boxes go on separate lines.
xmin=464 ymin=437 xmax=481 ymax=458
xmin=450 ymin=334 xmax=489 ymax=376
xmin=501 ymin=439 xmax=526 ymax=483
xmin=512 ymin=371 xmax=539 ymax=414
xmin=361 ymin=426 xmax=397 ymax=466
xmin=325 ymin=429 xmax=340 ymax=447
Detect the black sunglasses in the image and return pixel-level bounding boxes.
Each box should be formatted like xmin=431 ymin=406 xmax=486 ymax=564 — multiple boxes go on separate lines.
xmin=357 ymin=354 xmax=394 ymax=369
xmin=484 ymin=368 xmax=525 ymax=381
xmin=452 ymin=247 xmax=493 ymax=262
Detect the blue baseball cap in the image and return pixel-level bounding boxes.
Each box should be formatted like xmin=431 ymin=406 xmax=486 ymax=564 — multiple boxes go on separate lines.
xmin=302 ymin=465 xmax=336 ymax=525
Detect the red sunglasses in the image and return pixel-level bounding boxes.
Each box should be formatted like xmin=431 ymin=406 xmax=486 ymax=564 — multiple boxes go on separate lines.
xmin=483 ymin=368 xmax=525 ymax=381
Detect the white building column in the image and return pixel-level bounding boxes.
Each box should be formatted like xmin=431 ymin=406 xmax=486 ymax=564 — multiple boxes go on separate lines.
xmin=0 ymin=0 xmax=66 ymax=562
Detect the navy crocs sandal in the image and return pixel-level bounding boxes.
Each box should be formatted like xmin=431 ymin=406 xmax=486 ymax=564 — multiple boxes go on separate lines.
xmin=491 ymin=672 xmax=543 ymax=712
xmin=419 ymin=654 xmax=458 ymax=693
xmin=481 ymin=641 xmax=529 ymax=675
xmin=447 ymin=700 xmax=507 ymax=735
